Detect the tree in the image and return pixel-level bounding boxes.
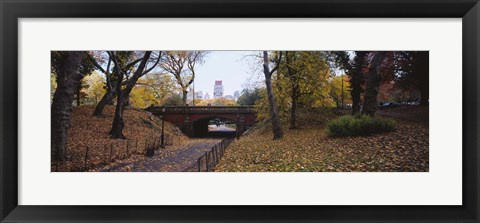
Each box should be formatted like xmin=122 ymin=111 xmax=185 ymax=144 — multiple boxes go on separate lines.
xmin=282 ymin=51 xmax=330 ymax=128
xmin=128 ymin=83 xmax=157 ymax=108
xmin=269 ymin=51 xmax=330 ymax=128
xmin=50 ymin=73 xmax=57 ymax=102
xmin=74 ymin=53 xmax=96 ymax=106
xmin=74 ymin=79 xmax=89 ymax=106
xmin=83 ymin=71 xmax=106 ymax=105
xmin=161 ymin=51 xmax=207 ymax=105
xmin=187 ymin=51 xmax=207 ymax=105
xmin=192 ymin=99 xmax=207 ymax=106
xmin=263 ymin=51 xmax=283 ymax=140
xmin=284 ymin=51 xmax=300 ymax=129
xmin=328 ymin=51 xmax=369 ymax=115
xmin=88 ymin=51 xmax=143 ymax=116
xmin=109 ymin=51 xmax=161 ymax=139
xmin=255 ymin=51 xmax=331 ymax=125
xmin=51 ymin=51 xmax=84 ymax=162
xmin=129 ymin=72 xmax=179 ymax=108
xmin=211 ymin=97 xmax=237 ymax=106
xmin=329 ymin=75 xmax=352 ymax=108
xmin=237 ymin=88 xmax=261 ymax=105
xmin=414 ymin=51 xmax=429 ymax=105
xmin=394 ymin=51 xmax=429 ymax=105
xmin=362 ymin=51 xmax=387 ymax=116
xmin=350 ymin=51 xmax=369 ymax=115
xmin=52 ymin=52 xmax=95 ymax=106
xmin=163 ymin=93 xmax=184 ymax=106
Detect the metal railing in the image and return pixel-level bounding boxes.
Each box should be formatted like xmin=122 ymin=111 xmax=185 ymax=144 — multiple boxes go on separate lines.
xmin=184 ymin=137 xmax=234 ymax=172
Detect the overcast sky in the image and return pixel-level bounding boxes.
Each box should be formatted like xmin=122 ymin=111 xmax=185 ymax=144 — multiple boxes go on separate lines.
xmin=193 ymin=51 xmax=261 ymax=97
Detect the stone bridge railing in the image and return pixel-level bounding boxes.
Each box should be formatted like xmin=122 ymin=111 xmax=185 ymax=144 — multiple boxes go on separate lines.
xmin=146 ymin=106 xmax=255 ymax=114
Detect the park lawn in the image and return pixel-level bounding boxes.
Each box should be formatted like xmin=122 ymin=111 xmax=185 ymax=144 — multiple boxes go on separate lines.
xmin=215 ymin=109 xmax=429 ymax=172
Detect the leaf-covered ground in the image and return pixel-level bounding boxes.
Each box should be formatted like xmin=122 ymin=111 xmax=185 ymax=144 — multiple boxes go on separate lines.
xmin=215 ymin=107 xmax=428 ymax=172
xmin=94 ymin=138 xmax=221 ymax=172
xmin=53 ymin=105 xmax=191 ymax=171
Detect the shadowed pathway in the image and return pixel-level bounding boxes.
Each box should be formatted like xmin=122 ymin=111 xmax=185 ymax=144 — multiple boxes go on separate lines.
xmin=98 ymin=139 xmax=222 ymax=172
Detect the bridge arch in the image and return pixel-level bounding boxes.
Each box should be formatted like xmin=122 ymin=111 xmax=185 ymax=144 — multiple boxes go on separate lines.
xmin=146 ymin=106 xmax=257 ymax=137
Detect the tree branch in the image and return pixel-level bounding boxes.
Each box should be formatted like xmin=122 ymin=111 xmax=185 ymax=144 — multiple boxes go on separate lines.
xmin=142 ymin=51 xmax=162 ymax=75
xmin=270 ymin=51 xmax=283 ymax=75
xmin=105 ymin=56 xmax=113 ymax=90
xmin=108 ymin=51 xmax=124 ymax=77
xmin=123 ymin=58 xmax=143 ymax=71
xmin=86 ymin=52 xmax=107 ymax=74
xmin=125 ymin=51 xmax=152 ymax=91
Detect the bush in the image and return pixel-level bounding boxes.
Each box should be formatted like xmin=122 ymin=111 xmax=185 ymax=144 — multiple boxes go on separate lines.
xmin=326 ymin=115 xmax=396 ymax=137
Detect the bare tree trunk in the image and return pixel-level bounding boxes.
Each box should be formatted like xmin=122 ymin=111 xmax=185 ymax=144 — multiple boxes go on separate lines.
xmin=351 ymin=51 xmax=367 ymax=115
xmin=89 ymin=53 xmax=116 ymax=116
xmin=109 ymin=52 xmax=127 ymax=139
xmin=263 ymin=51 xmax=283 ymax=140
xmin=362 ymin=52 xmax=386 ymax=117
xmin=265 ymin=77 xmax=283 ymax=139
xmin=93 ymin=88 xmax=116 ymax=116
xmin=51 ymin=51 xmax=84 ymax=162
xmin=182 ymin=89 xmax=188 ymax=106
xmin=286 ymin=51 xmax=298 ymax=129
xmin=351 ymin=73 xmax=362 ymax=115
xmin=76 ymin=81 xmax=81 ymax=106
xmin=289 ymin=78 xmax=299 ymax=129
xmin=124 ymin=94 xmax=131 ymax=108
xmin=109 ymin=51 xmax=154 ymax=139
xmin=109 ymin=84 xmax=126 ymax=139
xmin=290 ymin=90 xmax=297 ymax=129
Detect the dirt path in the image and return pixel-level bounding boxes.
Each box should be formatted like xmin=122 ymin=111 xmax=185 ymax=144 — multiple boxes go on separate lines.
xmin=97 ymin=138 xmax=222 ymax=172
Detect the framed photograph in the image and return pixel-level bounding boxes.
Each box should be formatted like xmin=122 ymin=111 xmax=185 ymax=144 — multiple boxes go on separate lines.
xmin=1 ymin=0 xmax=479 ymax=222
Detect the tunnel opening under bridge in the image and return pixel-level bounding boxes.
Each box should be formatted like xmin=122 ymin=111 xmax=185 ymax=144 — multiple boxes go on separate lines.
xmin=192 ymin=117 xmax=237 ymax=138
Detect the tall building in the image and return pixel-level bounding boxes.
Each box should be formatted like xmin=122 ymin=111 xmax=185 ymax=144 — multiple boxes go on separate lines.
xmin=195 ymin=91 xmax=203 ymax=99
xmin=213 ymin=80 xmax=224 ymax=98
xmin=204 ymin=92 xmax=211 ymax=100
xmin=234 ymin=90 xmax=240 ymax=100
xmin=187 ymin=87 xmax=194 ymax=101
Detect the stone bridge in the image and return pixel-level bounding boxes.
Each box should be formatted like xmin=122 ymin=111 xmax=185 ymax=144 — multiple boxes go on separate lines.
xmin=146 ymin=106 xmax=257 ymax=137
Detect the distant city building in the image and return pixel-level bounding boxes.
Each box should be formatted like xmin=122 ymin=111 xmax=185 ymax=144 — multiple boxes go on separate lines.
xmin=213 ymin=80 xmax=224 ymax=98
xmin=204 ymin=92 xmax=211 ymax=100
xmin=225 ymin=95 xmax=234 ymax=100
xmin=234 ymin=91 xmax=240 ymax=100
xmin=187 ymin=87 xmax=194 ymax=101
xmin=195 ymin=91 xmax=203 ymax=99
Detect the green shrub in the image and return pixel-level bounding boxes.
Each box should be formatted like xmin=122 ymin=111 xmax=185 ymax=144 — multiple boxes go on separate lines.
xmin=325 ymin=115 xmax=396 ymax=137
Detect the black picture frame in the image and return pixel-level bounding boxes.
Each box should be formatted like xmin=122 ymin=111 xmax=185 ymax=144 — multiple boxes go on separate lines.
xmin=1 ymin=0 xmax=479 ymax=222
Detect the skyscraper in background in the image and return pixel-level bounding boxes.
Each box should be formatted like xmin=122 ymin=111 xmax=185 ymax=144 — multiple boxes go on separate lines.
xmin=195 ymin=91 xmax=203 ymax=99
xmin=234 ymin=90 xmax=240 ymax=100
xmin=213 ymin=80 xmax=224 ymax=98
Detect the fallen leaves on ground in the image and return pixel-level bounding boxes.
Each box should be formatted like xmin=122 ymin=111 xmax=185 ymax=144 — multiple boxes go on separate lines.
xmin=94 ymin=138 xmax=221 ymax=172
xmin=52 ymin=105 xmax=190 ymax=172
xmin=215 ymin=107 xmax=429 ymax=172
